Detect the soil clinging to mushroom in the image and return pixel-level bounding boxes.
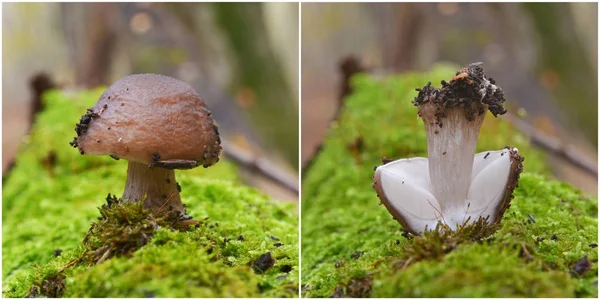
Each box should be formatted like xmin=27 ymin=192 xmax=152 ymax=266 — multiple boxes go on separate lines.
xmin=413 ymin=62 xmax=507 ymax=124
xmin=68 ymin=108 xmax=98 ymax=152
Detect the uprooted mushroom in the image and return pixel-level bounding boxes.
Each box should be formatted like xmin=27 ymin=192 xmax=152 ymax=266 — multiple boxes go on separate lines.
xmin=70 ymin=73 xmax=222 ymax=216
xmin=373 ymin=63 xmax=524 ymax=235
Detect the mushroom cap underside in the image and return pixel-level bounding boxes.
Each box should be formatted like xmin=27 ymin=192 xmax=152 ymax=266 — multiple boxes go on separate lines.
xmin=373 ymin=147 xmax=523 ymax=234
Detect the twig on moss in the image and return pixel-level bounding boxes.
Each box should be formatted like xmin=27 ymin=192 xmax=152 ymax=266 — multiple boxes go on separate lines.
xmin=58 ymin=251 xmax=87 ymax=273
xmin=221 ymin=139 xmax=299 ymax=195
xmin=504 ymin=113 xmax=597 ymax=177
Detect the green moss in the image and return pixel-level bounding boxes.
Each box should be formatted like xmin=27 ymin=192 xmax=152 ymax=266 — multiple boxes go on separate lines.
xmin=82 ymin=195 xmax=193 ymax=265
xmin=3 ymin=89 xmax=298 ymax=297
xmin=301 ymin=65 xmax=597 ymax=297
xmin=26 ymin=269 xmax=66 ymax=298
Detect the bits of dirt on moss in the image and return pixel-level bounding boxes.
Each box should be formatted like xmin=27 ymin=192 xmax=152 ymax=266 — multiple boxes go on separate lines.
xmin=269 ymin=235 xmax=280 ymax=241
xmin=545 ymin=262 xmax=558 ymax=271
xmin=82 ymin=194 xmax=195 ymax=264
xmin=237 ymin=235 xmax=244 ymax=241
xmin=25 ymin=272 xmax=66 ymax=298
xmin=589 ymin=243 xmax=598 ymax=248
xmin=330 ymin=274 xmax=373 ymax=298
xmin=571 ymin=256 xmax=592 ymax=277
xmin=253 ymin=252 xmax=275 ymax=274
xmin=351 ymin=251 xmax=365 ymax=260
xmin=280 ymin=264 xmax=293 ymax=273
xmin=347 ymin=136 xmax=365 ymax=164
xmin=52 ymin=249 xmax=62 ymax=257
xmin=551 ymin=234 xmax=559 ymax=241
xmin=143 ymin=290 xmax=155 ymax=298
xmin=41 ymin=150 xmax=57 ymax=176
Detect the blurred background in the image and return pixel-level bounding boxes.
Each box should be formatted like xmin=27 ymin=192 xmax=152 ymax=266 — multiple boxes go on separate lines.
xmin=3 ymin=2 xmax=299 ymax=201
xmin=302 ymin=2 xmax=598 ymax=194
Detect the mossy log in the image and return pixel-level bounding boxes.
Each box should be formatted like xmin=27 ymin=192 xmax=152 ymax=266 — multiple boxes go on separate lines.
xmin=2 ymin=88 xmax=298 ymax=297
xmin=301 ymin=65 xmax=597 ymax=297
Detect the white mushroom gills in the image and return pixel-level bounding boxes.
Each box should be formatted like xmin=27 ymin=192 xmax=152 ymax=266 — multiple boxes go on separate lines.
xmin=375 ymin=148 xmax=518 ymax=232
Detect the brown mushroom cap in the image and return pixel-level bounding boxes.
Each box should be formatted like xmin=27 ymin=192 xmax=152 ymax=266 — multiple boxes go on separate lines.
xmin=71 ymin=74 xmax=221 ymax=168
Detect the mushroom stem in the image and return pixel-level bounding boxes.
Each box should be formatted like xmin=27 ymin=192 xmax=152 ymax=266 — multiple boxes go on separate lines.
xmin=422 ymin=106 xmax=485 ymax=212
xmin=122 ymin=161 xmax=184 ymax=213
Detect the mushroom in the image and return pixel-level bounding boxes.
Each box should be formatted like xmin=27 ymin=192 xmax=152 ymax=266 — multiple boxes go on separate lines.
xmin=373 ymin=63 xmax=523 ymax=234
xmin=69 ymin=74 xmax=222 ymax=214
